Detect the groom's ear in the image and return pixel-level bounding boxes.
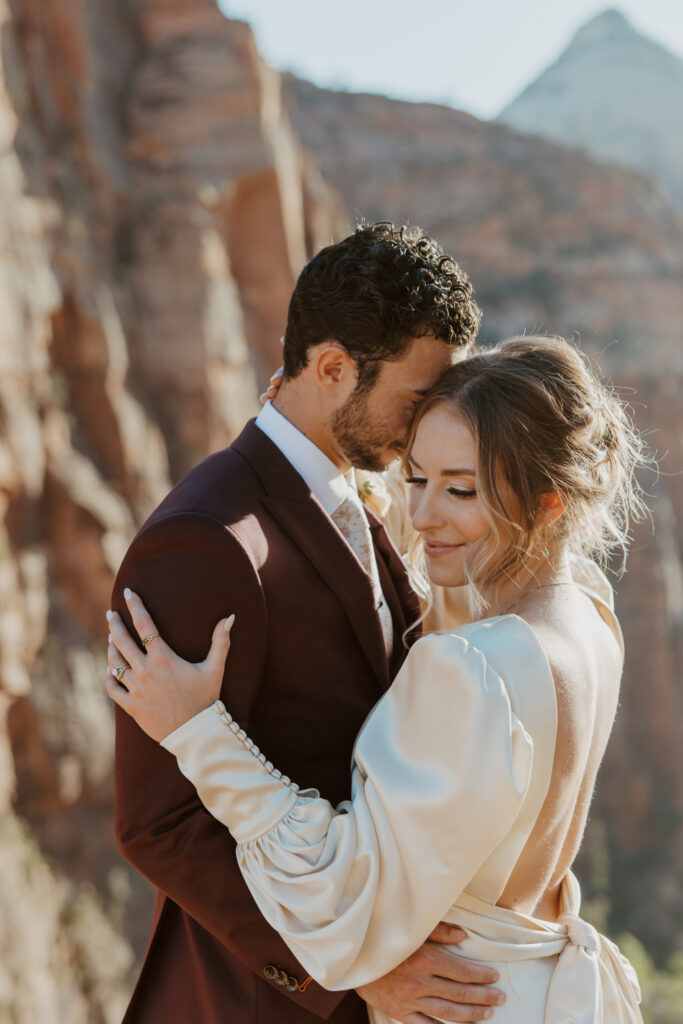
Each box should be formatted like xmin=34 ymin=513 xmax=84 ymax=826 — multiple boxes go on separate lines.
xmin=313 ymin=342 xmax=357 ymax=397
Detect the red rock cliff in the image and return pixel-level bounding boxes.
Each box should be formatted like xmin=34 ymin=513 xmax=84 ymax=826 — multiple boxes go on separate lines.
xmin=0 ymin=1 xmax=342 ymax=1017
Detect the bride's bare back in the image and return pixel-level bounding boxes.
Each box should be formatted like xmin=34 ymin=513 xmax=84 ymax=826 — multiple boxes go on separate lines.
xmin=498 ymin=584 xmax=623 ymax=920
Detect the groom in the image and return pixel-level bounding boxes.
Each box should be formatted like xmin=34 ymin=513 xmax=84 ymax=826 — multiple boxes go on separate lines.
xmin=113 ymin=223 xmax=504 ymax=1023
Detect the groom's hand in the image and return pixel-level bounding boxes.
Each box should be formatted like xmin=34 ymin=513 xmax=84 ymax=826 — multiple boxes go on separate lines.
xmin=355 ymin=923 xmax=505 ymax=1023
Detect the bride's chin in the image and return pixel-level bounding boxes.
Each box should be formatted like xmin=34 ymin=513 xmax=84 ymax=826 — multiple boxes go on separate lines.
xmin=425 ymin=565 xmax=467 ymax=589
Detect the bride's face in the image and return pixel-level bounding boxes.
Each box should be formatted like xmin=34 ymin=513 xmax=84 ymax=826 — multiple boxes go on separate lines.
xmin=407 ymin=403 xmax=511 ymax=589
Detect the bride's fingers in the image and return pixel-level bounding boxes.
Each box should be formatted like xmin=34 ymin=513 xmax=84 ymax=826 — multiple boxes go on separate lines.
xmin=107 ymin=640 xmax=124 ymax=673
xmin=106 ymin=612 xmax=145 ymax=672
xmin=203 ymin=614 xmax=235 ymax=676
xmin=123 ymin=589 xmax=164 ymax=653
xmin=107 ymin=644 xmax=138 ymax=690
xmin=106 ymin=671 xmax=133 ymax=710
xmin=260 ymin=365 xmax=284 ymax=403
xmin=260 ymin=384 xmax=281 ymax=404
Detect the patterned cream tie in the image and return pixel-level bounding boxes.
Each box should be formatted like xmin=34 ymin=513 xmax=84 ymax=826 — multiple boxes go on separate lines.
xmin=332 ymin=486 xmax=394 ymax=657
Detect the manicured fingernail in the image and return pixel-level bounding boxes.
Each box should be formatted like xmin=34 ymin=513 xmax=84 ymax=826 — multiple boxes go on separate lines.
xmin=123 ymin=587 xmax=132 ymax=600
xmin=106 ymin=610 xmax=113 ymax=620
xmin=108 ymin=633 xmax=112 ymax=644
xmin=224 ymin=613 xmax=235 ymax=631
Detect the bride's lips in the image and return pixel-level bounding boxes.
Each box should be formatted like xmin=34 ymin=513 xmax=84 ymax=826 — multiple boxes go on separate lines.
xmin=423 ymin=539 xmax=464 ymax=559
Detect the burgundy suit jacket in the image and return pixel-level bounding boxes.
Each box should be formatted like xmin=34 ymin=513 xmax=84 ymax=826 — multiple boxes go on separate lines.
xmin=113 ymin=420 xmax=421 ymax=1024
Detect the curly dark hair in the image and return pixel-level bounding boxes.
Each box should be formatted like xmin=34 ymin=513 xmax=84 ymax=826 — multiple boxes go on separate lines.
xmin=283 ymin=223 xmax=481 ymax=385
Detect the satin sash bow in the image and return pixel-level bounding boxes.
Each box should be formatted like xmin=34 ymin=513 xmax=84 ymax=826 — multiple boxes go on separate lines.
xmin=444 ymin=873 xmax=642 ymax=1023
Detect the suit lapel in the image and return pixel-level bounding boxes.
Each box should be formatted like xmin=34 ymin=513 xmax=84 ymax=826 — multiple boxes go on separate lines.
xmin=232 ymin=422 xmax=391 ymax=690
xmin=263 ymin=494 xmax=390 ymax=689
xmin=368 ymin=513 xmax=423 ymax=680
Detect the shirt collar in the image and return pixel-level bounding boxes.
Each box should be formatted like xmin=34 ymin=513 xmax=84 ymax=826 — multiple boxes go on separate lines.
xmin=255 ymin=401 xmax=353 ymax=515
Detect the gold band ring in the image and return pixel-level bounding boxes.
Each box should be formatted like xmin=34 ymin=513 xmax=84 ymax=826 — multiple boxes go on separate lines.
xmin=113 ymin=664 xmax=129 ymax=683
xmin=142 ymin=634 xmax=160 ymax=647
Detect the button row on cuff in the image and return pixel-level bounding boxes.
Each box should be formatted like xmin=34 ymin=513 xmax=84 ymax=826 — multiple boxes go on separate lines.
xmin=263 ymin=963 xmax=299 ymax=991
xmin=212 ymin=700 xmax=300 ymax=791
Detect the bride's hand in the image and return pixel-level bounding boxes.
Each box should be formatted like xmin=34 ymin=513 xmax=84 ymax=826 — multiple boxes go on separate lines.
xmin=260 ymin=364 xmax=284 ymax=404
xmin=105 ymin=588 xmax=235 ymax=742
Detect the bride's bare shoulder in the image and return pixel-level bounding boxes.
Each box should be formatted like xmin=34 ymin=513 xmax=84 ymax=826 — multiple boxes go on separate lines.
xmin=525 ymin=590 xmax=623 ymax=721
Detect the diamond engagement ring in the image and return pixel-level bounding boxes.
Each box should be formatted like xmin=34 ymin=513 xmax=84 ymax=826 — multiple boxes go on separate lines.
xmin=142 ymin=634 xmax=160 ymax=647
xmin=113 ymin=664 xmax=129 ymax=682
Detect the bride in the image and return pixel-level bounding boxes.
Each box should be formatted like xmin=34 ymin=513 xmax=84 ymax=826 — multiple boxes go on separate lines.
xmin=106 ymin=336 xmax=646 ymax=1023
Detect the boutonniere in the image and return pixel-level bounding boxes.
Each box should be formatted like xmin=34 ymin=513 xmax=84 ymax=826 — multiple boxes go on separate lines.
xmin=356 ymin=471 xmax=392 ymax=519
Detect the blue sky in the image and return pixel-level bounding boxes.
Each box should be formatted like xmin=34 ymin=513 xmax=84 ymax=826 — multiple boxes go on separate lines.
xmin=218 ymin=0 xmax=683 ymax=119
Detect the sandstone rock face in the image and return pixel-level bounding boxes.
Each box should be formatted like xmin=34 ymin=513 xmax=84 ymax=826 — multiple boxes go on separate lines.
xmin=287 ymin=74 xmax=683 ymax=376
xmin=498 ymin=10 xmax=683 ymax=209
xmin=0 ymin=1 xmax=339 ymax=1017
xmin=585 ymin=370 xmax=683 ymax=959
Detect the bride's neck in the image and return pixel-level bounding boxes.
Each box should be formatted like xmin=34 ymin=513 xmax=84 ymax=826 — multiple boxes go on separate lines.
xmin=484 ymin=548 xmax=573 ymax=618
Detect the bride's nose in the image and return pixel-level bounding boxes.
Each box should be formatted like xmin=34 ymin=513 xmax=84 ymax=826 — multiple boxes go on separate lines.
xmin=410 ymin=488 xmax=445 ymax=534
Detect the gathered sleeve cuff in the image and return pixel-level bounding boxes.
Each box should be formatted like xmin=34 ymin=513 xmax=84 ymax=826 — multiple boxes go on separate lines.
xmin=161 ymin=702 xmax=305 ymax=845
xmin=162 ymin=631 xmax=534 ymax=990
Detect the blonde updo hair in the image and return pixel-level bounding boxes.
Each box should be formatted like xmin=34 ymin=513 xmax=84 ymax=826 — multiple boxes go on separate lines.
xmin=404 ymin=335 xmax=650 ymax=615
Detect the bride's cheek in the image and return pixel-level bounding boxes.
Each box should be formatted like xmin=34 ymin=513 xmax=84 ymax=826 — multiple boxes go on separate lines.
xmin=459 ymin=500 xmax=488 ymax=542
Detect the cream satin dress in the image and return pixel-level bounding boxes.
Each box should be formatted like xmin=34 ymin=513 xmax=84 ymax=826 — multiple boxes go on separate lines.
xmin=161 ymin=576 xmax=643 ymax=1024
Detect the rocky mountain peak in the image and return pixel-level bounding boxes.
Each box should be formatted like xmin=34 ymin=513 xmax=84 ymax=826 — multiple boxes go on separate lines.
xmin=498 ymin=8 xmax=683 ymax=206
xmin=572 ymin=8 xmax=632 ymax=42
xmin=561 ymin=7 xmax=671 ymax=62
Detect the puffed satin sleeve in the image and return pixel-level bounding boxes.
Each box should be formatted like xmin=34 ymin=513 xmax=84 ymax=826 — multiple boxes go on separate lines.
xmin=161 ymin=632 xmax=533 ymax=989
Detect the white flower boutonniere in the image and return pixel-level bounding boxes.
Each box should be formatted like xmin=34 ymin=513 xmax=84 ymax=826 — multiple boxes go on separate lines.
xmin=356 ymin=471 xmax=392 ymax=520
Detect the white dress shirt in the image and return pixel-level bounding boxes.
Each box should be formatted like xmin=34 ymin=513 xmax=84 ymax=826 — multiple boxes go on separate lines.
xmin=256 ymin=401 xmax=393 ymax=651
xmin=256 ymin=400 xmax=351 ymax=515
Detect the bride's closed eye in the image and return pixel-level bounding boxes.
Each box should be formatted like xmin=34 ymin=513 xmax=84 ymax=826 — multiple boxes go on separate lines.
xmin=447 ymin=487 xmax=477 ymax=498
xmin=406 ymin=476 xmax=477 ymax=499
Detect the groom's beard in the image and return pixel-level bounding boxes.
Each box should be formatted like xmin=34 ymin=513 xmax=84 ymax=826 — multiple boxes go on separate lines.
xmin=331 ymin=384 xmax=400 ymax=473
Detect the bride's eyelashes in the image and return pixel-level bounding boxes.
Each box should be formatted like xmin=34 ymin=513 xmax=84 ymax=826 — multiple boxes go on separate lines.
xmin=405 ymin=476 xmax=477 ymax=499
xmin=448 ymin=487 xmax=477 ymax=498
